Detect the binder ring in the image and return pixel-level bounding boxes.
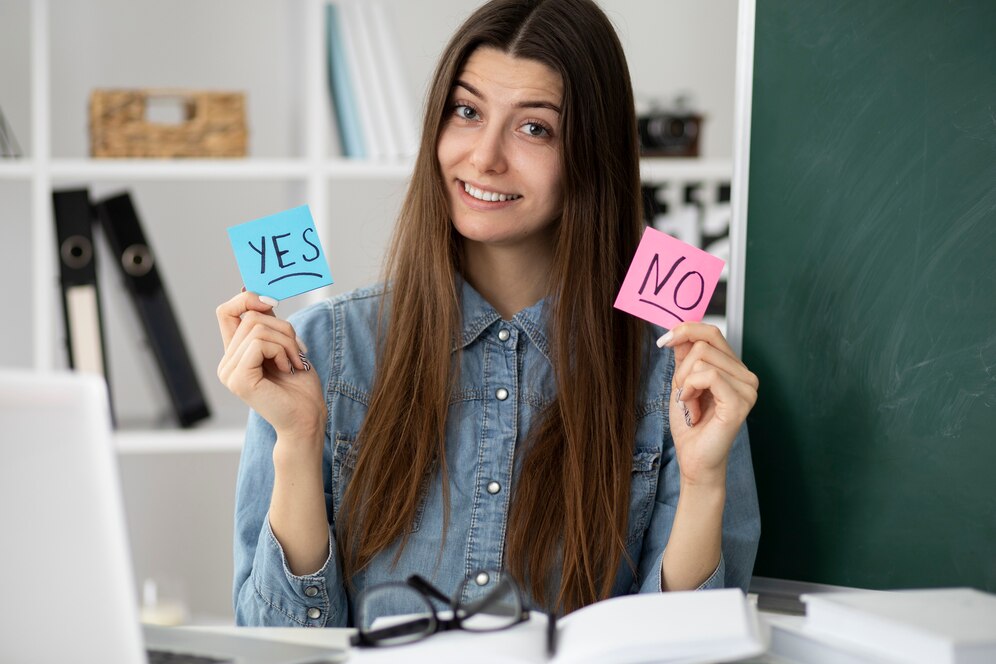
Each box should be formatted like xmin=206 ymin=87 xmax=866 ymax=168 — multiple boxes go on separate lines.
xmin=60 ymin=235 xmax=93 ymax=269
xmin=122 ymin=244 xmax=154 ymax=276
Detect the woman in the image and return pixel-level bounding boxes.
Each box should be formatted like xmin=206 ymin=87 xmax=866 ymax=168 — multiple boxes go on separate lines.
xmin=217 ymin=0 xmax=760 ymax=628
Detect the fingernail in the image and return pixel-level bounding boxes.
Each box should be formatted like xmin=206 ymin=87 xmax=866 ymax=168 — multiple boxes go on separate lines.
xmin=290 ymin=365 xmax=296 ymax=375
xmin=259 ymin=295 xmax=279 ymax=308
xmin=682 ymin=403 xmax=693 ymax=428
xmin=241 ymin=286 xmax=247 ymax=293
xmin=675 ymin=386 xmax=684 ymax=403
xmin=656 ymin=331 xmax=674 ymax=348
xmin=299 ymin=352 xmax=312 ymax=372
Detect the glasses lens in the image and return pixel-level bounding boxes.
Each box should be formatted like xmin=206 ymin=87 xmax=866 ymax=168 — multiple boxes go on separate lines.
xmin=357 ymin=583 xmax=436 ymax=646
xmin=456 ymin=575 xmax=523 ymax=632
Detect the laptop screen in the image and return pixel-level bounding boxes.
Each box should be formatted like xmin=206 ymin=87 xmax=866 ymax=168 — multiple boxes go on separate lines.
xmin=0 ymin=370 xmax=146 ymax=662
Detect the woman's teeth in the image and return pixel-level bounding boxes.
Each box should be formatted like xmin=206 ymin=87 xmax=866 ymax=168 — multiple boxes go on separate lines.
xmin=463 ymin=182 xmax=520 ymax=202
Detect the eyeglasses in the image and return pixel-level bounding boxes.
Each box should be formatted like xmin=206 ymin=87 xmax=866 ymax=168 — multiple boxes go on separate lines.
xmin=349 ymin=571 xmax=531 ymax=648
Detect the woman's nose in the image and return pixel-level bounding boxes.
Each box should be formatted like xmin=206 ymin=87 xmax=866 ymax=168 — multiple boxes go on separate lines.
xmin=468 ymin=125 xmax=507 ymax=175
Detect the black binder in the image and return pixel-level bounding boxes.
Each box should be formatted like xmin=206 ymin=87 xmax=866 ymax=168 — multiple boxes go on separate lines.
xmin=94 ymin=192 xmax=210 ymax=428
xmin=52 ymin=189 xmax=112 ymax=399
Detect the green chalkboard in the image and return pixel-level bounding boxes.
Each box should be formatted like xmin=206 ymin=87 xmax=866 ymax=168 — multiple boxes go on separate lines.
xmin=743 ymin=0 xmax=996 ymax=591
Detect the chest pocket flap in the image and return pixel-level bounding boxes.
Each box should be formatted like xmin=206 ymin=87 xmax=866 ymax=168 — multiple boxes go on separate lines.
xmin=332 ymin=432 xmax=427 ymax=533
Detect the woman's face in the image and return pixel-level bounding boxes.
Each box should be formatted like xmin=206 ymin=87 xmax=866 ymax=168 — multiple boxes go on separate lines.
xmin=437 ymin=47 xmax=564 ymax=251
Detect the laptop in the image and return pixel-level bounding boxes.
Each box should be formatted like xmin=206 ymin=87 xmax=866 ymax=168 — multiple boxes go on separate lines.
xmin=0 ymin=370 xmax=344 ymax=663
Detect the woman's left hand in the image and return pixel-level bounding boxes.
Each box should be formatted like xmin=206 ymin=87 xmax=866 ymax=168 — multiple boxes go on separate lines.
xmin=659 ymin=322 xmax=758 ymax=488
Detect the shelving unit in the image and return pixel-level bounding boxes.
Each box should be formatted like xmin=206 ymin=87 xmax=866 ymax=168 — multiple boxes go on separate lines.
xmin=3 ymin=0 xmax=735 ymax=455
xmin=2 ymin=0 xmax=734 ymax=457
xmin=4 ymin=0 xmax=425 ymax=449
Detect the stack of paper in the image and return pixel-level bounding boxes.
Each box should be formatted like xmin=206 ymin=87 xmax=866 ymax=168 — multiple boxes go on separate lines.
xmin=768 ymin=588 xmax=996 ymax=664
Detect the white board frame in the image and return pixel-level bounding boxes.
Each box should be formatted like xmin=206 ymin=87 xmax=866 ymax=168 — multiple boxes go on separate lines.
xmin=727 ymin=0 xmax=756 ymax=357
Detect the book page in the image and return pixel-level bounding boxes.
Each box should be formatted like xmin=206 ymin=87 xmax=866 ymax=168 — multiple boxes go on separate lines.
xmin=347 ymin=590 xmax=762 ymax=664
xmin=347 ymin=613 xmax=548 ymax=664
xmin=554 ymin=589 xmax=762 ymax=664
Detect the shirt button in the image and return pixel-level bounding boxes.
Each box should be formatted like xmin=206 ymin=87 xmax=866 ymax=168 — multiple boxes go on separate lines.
xmin=304 ymin=586 xmax=319 ymax=597
xmin=495 ymin=388 xmax=509 ymax=401
xmin=487 ymin=481 xmax=501 ymax=495
xmin=498 ymin=329 xmax=510 ymax=342
xmin=307 ymin=607 xmax=322 ymax=620
xmin=475 ymin=572 xmax=490 ymax=586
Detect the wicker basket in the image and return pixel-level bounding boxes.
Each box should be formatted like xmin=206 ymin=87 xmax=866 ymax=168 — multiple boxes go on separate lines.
xmin=89 ymin=89 xmax=248 ymax=158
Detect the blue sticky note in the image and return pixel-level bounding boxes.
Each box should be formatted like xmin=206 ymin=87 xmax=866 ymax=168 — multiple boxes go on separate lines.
xmin=227 ymin=205 xmax=334 ymax=301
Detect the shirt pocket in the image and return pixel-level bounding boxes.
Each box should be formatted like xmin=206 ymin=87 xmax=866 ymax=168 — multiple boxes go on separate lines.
xmin=331 ymin=432 xmax=427 ymax=534
xmin=626 ymin=448 xmax=662 ymax=546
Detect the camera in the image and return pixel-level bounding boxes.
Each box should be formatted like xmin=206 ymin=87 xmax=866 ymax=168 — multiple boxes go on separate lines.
xmin=638 ymin=112 xmax=702 ymax=157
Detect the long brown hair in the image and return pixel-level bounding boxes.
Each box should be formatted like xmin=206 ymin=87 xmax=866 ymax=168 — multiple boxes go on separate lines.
xmin=336 ymin=0 xmax=644 ymax=613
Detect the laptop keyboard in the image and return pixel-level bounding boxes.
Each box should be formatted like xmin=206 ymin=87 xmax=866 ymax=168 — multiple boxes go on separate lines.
xmin=147 ymin=649 xmax=234 ymax=664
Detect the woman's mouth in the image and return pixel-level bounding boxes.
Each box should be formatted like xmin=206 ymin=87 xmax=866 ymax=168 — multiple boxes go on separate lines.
xmin=460 ymin=180 xmax=521 ymax=203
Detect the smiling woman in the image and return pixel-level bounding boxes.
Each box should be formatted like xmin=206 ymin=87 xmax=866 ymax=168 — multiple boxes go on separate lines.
xmin=217 ymin=0 xmax=760 ymax=628
xmin=438 ymin=48 xmax=564 ymax=308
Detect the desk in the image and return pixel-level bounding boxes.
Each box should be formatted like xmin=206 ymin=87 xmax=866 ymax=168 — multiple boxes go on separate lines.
xmin=189 ymin=608 xmax=795 ymax=663
xmin=192 ymin=625 xmax=353 ymax=650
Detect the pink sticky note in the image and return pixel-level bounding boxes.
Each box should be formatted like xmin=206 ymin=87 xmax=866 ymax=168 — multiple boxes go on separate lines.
xmin=614 ymin=227 xmax=725 ymax=330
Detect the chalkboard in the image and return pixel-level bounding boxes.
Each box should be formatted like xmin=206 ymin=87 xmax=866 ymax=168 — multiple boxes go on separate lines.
xmin=743 ymin=0 xmax=996 ymax=591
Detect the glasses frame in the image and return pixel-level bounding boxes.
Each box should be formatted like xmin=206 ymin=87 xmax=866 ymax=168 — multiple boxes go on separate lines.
xmin=349 ymin=572 xmax=530 ymax=648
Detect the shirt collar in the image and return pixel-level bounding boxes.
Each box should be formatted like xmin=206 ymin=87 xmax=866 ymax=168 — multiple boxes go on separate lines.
xmin=455 ymin=277 xmax=552 ymax=361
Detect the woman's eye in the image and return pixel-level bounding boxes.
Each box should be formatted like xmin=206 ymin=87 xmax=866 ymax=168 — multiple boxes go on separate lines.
xmin=522 ymin=122 xmax=550 ymax=138
xmin=454 ymin=105 xmax=479 ymax=120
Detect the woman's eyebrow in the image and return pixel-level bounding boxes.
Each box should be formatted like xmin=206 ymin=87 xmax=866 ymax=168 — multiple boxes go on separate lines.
xmin=454 ymin=80 xmax=562 ymax=114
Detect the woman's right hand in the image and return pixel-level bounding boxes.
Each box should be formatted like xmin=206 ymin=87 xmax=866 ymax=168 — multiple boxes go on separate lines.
xmin=216 ymin=291 xmax=326 ymax=444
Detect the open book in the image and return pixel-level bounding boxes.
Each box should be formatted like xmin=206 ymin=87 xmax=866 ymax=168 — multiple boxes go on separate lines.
xmin=347 ymin=587 xmax=763 ymax=663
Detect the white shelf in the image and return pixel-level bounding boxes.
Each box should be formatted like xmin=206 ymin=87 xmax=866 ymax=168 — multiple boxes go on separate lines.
xmin=322 ymin=157 xmax=413 ymax=179
xmin=48 ymin=158 xmax=310 ymax=181
xmin=6 ymin=157 xmax=728 ymax=183
xmin=0 ymin=161 xmax=33 ymax=178
xmin=43 ymin=157 xmax=419 ymax=181
xmin=115 ymin=427 xmax=245 ymax=455
xmin=640 ymin=157 xmax=731 ymax=182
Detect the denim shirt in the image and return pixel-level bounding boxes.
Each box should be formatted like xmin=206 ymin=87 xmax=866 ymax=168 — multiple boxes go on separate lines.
xmin=233 ymin=281 xmax=760 ymax=627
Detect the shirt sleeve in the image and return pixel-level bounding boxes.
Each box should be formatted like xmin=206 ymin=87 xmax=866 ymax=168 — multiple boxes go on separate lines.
xmin=232 ymin=301 xmax=348 ymax=626
xmin=636 ymin=422 xmax=760 ymax=594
